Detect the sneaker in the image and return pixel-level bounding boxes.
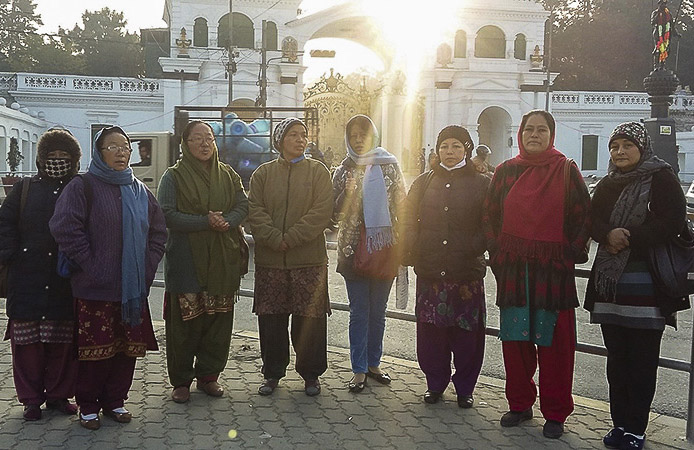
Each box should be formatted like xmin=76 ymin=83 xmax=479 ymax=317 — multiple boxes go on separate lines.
xmin=500 ymin=408 xmax=533 ymax=427
xmin=22 ymin=404 xmax=41 ymax=421
xmin=542 ymin=420 xmax=564 ymax=439
xmin=603 ymin=428 xmax=625 ymax=449
xmin=620 ymin=433 xmax=645 ymax=450
xmin=305 ymin=379 xmax=321 ymax=396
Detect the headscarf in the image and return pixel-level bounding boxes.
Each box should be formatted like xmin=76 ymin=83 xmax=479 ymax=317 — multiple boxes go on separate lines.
xmin=593 ymin=121 xmax=671 ymax=299
xmin=499 ymin=111 xmax=567 ymax=261
xmin=345 ymin=115 xmax=398 ymax=253
xmin=89 ymin=126 xmax=149 ymax=326
xmin=169 ymin=122 xmax=243 ymax=296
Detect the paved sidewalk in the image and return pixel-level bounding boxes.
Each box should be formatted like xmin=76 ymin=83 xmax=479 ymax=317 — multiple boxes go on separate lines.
xmin=0 ymin=317 xmax=690 ymax=449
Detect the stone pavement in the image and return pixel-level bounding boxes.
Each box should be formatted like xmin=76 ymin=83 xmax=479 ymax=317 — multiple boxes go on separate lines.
xmin=0 ymin=317 xmax=691 ymax=450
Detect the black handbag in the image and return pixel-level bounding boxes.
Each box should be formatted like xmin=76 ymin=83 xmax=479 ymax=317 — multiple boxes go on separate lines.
xmin=648 ymin=219 xmax=694 ymax=298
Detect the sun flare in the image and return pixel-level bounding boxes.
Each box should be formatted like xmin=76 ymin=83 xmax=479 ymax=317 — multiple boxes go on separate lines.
xmin=356 ymin=0 xmax=464 ymax=98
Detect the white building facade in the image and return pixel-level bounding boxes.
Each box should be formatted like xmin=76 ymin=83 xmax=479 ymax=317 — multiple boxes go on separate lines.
xmin=1 ymin=0 xmax=693 ymax=179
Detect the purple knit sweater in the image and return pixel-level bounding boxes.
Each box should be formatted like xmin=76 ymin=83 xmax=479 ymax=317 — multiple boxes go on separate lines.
xmin=49 ymin=175 xmax=167 ymax=302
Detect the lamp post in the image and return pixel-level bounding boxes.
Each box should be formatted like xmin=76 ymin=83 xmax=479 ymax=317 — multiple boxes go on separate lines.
xmin=544 ymin=11 xmax=553 ymax=111
xmin=228 ymin=0 xmax=234 ymax=106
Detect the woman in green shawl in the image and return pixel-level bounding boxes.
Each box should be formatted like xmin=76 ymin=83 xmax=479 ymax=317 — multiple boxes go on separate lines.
xmin=157 ymin=120 xmax=248 ymax=403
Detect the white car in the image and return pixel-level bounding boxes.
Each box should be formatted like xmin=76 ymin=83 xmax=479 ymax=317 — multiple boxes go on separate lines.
xmin=686 ymin=181 xmax=694 ymax=220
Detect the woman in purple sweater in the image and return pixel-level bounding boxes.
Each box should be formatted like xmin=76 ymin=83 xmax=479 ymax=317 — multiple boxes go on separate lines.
xmin=50 ymin=126 xmax=166 ymax=430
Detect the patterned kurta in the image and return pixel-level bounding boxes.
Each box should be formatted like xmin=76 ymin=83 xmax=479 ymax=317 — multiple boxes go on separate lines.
xmin=415 ymin=278 xmax=486 ymax=331
xmin=252 ymin=265 xmax=330 ymax=318
xmin=76 ymin=298 xmax=158 ymax=361
xmin=332 ymin=158 xmax=406 ymax=278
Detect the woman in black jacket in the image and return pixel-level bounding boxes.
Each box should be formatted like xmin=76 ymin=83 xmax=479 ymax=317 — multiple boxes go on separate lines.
xmin=0 ymin=128 xmax=82 ymax=421
xmin=401 ymin=125 xmax=490 ymax=407
xmin=584 ymin=122 xmax=688 ymax=450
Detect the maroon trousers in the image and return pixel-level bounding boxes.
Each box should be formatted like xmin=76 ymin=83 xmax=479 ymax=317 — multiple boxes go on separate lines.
xmin=417 ymin=322 xmax=485 ymax=396
xmin=11 ymin=340 xmax=78 ymax=406
xmin=76 ymin=353 xmax=136 ymax=415
xmin=502 ymin=309 xmax=576 ymax=423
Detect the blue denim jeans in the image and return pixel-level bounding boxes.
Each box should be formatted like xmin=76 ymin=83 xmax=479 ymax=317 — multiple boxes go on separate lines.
xmin=344 ymin=277 xmax=394 ymax=374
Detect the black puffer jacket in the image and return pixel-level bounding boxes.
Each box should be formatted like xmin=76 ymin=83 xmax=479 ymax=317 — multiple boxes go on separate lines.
xmin=401 ymin=161 xmax=490 ymax=281
xmin=0 ymin=176 xmax=74 ymax=320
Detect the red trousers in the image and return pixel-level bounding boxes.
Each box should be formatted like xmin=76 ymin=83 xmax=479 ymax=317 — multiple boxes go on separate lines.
xmin=502 ymin=309 xmax=576 ymax=423
xmin=11 ymin=340 xmax=78 ymax=406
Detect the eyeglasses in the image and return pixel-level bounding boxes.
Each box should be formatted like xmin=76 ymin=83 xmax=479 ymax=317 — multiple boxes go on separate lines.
xmin=187 ymin=136 xmax=216 ymax=145
xmin=102 ymin=145 xmax=131 ymax=154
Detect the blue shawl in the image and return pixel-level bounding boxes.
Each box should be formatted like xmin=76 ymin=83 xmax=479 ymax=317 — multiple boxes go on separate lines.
xmin=345 ymin=115 xmax=399 ymax=253
xmin=89 ymin=127 xmax=149 ymax=326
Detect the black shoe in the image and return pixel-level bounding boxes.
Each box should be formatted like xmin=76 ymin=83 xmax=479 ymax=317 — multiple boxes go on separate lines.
xmin=500 ymin=408 xmax=533 ymax=427
xmin=304 ymin=379 xmax=321 ymax=396
xmin=423 ymin=390 xmax=442 ymax=404
xmin=542 ymin=420 xmax=564 ymax=439
xmin=23 ymin=404 xmax=41 ymax=421
xmin=258 ymin=378 xmax=279 ymax=396
xmin=457 ymin=395 xmax=474 ymax=409
xmin=620 ymin=433 xmax=645 ymax=450
xmin=366 ymin=369 xmax=392 ymax=385
xmin=348 ymin=376 xmax=366 ymax=393
xmin=603 ymin=428 xmax=624 ymax=449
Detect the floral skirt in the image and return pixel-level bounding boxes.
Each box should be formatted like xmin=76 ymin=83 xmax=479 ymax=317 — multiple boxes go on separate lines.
xmin=76 ymin=298 xmax=158 ymax=361
xmin=253 ymin=265 xmax=330 ymax=318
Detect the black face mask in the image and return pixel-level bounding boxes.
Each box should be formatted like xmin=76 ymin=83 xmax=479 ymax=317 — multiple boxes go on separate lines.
xmin=44 ymin=158 xmax=71 ymax=178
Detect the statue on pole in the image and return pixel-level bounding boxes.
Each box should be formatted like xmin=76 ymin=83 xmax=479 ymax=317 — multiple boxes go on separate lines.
xmin=651 ymin=0 xmax=681 ymax=69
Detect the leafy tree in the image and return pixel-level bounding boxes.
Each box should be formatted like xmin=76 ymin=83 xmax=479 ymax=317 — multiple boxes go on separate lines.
xmin=543 ymin=0 xmax=694 ymax=91
xmin=32 ymin=37 xmax=85 ymax=75
xmin=0 ymin=0 xmax=43 ymax=71
xmin=61 ymin=7 xmax=143 ymax=77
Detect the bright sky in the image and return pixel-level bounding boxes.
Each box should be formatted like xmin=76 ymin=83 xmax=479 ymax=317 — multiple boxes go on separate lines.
xmin=35 ymin=1 xmax=168 ymax=32
xmin=33 ymin=0 xmax=451 ymax=88
xmin=35 ymin=0 xmax=340 ymax=33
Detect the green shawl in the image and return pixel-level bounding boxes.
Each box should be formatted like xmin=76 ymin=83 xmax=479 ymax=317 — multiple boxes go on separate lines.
xmin=170 ymin=140 xmax=243 ymax=296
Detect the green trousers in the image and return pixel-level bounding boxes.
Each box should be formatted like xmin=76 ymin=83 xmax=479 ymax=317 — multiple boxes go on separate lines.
xmin=165 ymin=295 xmax=234 ymax=388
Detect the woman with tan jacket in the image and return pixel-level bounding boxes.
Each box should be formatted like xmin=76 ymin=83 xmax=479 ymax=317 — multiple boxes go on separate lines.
xmin=248 ymin=117 xmax=333 ymax=397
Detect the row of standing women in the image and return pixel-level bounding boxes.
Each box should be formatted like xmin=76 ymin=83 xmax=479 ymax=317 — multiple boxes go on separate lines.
xmin=0 ymin=112 xmax=687 ymax=450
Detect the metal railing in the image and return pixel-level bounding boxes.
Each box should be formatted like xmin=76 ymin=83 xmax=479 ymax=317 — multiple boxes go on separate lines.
xmin=151 ymin=255 xmax=694 ymax=441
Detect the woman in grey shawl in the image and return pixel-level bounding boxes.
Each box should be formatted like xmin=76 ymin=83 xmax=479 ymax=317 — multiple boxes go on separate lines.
xmin=584 ymin=121 xmax=689 ymax=450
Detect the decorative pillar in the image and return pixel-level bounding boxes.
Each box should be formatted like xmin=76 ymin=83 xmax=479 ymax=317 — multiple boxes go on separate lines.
xmin=278 ymin=63 xmax=302 ymax=107
xmin=433 ymin=68 xmax=456 ymax=136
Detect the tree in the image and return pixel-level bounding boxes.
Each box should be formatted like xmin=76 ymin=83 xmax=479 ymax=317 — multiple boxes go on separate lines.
xmin=32 ymin=38 xmax=85 ymax=75
xmin=61 ymin=7 xmax=143 ymax=77
xmin=7 ymin=137 xmax=23 ymax=174
xmin=542 ymin=0 xmax=694 ymax=91
xmin=0 ymin=0 xmax=43 ymax=71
